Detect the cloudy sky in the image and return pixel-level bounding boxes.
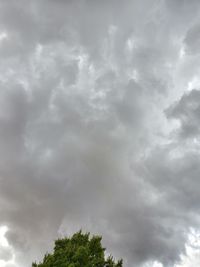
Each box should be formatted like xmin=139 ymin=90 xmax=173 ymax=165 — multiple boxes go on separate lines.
xmin=1 ymin=0 xmax=200 ymax=266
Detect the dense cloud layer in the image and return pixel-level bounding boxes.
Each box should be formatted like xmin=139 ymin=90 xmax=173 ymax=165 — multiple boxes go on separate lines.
xmin=0 ymin=1 xmax=200 ymax=267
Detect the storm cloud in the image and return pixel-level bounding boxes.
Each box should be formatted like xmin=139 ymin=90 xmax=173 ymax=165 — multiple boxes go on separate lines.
xmin=0 ymin=1 xmax=200 ymax=267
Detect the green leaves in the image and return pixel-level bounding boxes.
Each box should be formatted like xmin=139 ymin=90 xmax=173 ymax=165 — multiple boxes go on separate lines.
xmin=32 ymin=230 xmax=123 ymax=267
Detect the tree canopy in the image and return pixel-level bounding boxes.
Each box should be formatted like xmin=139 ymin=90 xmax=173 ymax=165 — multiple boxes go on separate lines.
xmin=32 ymin=230 xmax=123 ymax=267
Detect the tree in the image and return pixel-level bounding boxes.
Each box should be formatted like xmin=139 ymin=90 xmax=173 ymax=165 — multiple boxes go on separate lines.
xmin=32 ymin=230 xmax=123 ymax=267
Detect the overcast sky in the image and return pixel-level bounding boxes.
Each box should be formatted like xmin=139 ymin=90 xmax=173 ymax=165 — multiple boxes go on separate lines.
xmin=1 ymin=1 xmax=200 ymax=267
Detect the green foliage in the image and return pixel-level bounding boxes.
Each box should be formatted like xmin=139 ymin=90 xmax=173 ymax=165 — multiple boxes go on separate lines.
xmin=32 ymin=230 xmax=123 ymax=267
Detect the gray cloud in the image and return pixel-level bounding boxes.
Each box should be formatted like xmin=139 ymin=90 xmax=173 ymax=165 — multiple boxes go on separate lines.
xmin=0 ymin=245 xmax=12 ymax=262
xmin=184 ymin=23 xmax=200 ymax=55
xmin=166 ymin=89 xmax=200 ymax=139
xmin=0 ymin=1 xmax=200 ymax=267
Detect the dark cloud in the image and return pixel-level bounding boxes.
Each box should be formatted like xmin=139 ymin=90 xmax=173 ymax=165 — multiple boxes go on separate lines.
xmin=184 ymin=23 xmax=200 ymax=55
xmin=166 ymin=89 xmax=200 ymax=139
xmin=0 ymin=1 xmax=200 ymax=267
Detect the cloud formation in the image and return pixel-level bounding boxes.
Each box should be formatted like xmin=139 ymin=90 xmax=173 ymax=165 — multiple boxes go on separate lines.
xmin=0 ymin=1 xmax=200 ymax=267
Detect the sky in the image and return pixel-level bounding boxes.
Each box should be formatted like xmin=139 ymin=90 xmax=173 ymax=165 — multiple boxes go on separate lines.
xmin=1 ymin=0 xmax=200 ymax=266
